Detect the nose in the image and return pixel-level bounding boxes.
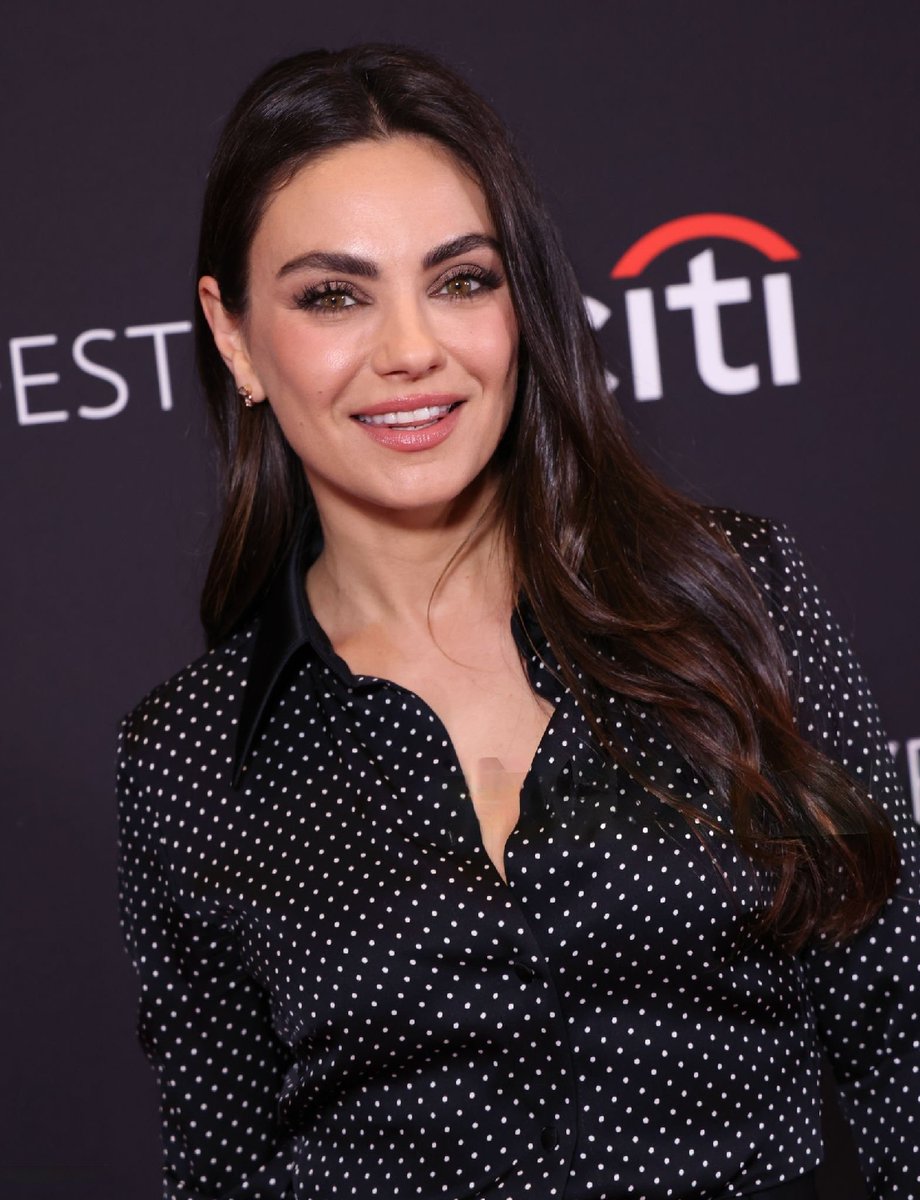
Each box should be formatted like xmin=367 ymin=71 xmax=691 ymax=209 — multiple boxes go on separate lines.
xmin=370 ymin=294 xmax=447 ymax=379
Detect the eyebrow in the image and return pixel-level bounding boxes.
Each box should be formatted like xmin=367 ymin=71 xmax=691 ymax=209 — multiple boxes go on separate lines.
xmin=275 ymin=232 xmax=502 ymax=280
xmin=423 ymin=233 xmax=501 ymax=269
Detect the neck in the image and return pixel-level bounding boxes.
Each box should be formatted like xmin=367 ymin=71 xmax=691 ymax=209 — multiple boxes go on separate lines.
xmin=306 ymin=477 xmax=514 ymax=637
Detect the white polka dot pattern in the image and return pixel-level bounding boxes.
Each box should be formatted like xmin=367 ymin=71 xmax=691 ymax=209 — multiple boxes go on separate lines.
xmin=116 ymin=511 xmax=920 ymax=1198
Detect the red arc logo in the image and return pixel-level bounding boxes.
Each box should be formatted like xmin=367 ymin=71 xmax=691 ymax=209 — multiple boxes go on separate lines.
xmin=611 ymin=213 xmax=800 ymax=279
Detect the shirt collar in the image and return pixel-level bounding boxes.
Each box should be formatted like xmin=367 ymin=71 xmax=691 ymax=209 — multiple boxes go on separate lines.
xmin=231 ymin=518 xmax=551 ymax=787
xmin=233 ymin=519 xmax=336 ymax=786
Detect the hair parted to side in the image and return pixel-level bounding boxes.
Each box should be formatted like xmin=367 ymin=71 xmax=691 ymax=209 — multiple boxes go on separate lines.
xmin=195 ymin=43 xmax=897 ymax=951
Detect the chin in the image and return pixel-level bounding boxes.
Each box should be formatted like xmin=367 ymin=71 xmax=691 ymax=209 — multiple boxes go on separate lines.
xmin=367 ymin=476 xmax=495 ymax=521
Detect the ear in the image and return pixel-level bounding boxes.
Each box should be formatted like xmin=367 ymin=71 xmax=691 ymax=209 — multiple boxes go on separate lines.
xmin=198 ymin=276 xmax=266 ymax=402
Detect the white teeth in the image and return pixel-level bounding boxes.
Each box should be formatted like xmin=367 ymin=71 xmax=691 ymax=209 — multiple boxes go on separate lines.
xmin=358 ymin=404 xmax=452 ymax=427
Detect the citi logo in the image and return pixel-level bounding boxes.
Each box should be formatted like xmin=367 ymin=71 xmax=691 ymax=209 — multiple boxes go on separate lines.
xmin=600 ymin=213 xmax=801 ymax=401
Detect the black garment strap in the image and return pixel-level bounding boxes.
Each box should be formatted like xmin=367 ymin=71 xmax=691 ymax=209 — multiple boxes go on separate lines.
xmin=747 ymin=1170 xmax=818 ymax=1199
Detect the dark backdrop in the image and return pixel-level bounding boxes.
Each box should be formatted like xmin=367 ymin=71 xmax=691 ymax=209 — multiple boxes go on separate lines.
xmin=2 ymin=4 xmax=917 ymax=1197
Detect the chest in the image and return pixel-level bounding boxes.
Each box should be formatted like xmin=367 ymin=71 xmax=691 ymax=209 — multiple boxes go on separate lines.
xmin=180 ymin=657 xmax=774 ymax=1036
xmin=331 ymin=620 xmax=555 ymax=879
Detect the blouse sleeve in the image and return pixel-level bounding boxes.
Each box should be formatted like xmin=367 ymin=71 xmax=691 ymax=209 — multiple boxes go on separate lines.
xmin=116 ymin=718 xmax=295 ymax=1199
xmin=754 ymin=519 xmax=920 ymax=1196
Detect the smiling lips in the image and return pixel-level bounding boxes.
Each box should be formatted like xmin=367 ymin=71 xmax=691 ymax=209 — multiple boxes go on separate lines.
xmin=351 ymin=396 xmax=465 ymax=451
xmin=356 ymin=402 xmax=457 ymax=430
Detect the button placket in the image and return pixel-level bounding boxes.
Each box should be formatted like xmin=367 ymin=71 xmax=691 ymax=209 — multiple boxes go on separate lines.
xmin=512 ymin=960 xmax=538 ymax=983
xmin=540 ymin=1123 xmax=561 ymax=1152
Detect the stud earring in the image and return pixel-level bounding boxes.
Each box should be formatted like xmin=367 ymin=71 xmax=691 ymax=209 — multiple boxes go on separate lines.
xmin=238 ymin=385 xmax=254 ymax=408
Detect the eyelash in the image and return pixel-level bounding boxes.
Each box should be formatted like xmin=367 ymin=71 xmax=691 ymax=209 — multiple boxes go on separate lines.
xmin=436 ymin=264 xmax=504 ymax=299
xmin=293 ymin=265 xmax=504 ymax=313
xmin=294 ymin=281 xmax=361 ymax=312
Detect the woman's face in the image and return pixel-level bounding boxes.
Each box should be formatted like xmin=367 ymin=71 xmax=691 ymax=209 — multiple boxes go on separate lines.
xmin=201 ymin=135 xmax=519 ymax=523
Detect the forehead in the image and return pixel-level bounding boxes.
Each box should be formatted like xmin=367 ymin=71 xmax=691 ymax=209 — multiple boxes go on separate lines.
xmin=251 ymin=135 xmax=495 ymax=266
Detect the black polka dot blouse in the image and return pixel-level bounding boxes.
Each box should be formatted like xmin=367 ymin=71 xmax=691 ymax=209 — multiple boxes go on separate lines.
xmin=116 ymin=511 xmax=920 ymax=1199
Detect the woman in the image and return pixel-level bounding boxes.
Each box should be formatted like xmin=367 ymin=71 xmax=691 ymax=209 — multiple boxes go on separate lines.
xmin=116 ymin=44 xmax=919 ymax=1200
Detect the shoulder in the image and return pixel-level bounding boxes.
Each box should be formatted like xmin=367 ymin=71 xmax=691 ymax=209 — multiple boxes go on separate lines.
xmin=702 ymin=505 xmax=776 ymax=561
xmin=701 ymin=506 xmax=811 ymax=621
xmin=117 ymin=622 xmax=258 ymax=787
xmin=702 ymin=507 xmax=873 ymax=725
xmin=699 ymin=508 xmax=847 ymax=679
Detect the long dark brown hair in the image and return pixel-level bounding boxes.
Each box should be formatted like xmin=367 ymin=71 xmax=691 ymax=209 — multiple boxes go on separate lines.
xmin=195 ymin=44 xmax=897 ymax=951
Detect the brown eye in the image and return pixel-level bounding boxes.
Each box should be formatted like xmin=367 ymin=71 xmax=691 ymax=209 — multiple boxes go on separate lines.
xmin=436 ymin=266 xmax=503 ymax=299
xmin=319 ymin=291 xmax=353 ymax=310
xmin=444 ymin=276 xmax=476 ymax=298
xmin=295 ymin=283 xmax=359 ymax=312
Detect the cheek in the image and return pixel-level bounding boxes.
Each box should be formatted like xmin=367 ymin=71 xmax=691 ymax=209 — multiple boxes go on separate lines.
xmin=251 ymin=316 xmax=358 ymax=397
xmin=450 ymin=311 xmax=519 ymax=384
xmin=491 ymin=306 xmax=520 ymax=384
xmin=489 ymin=326 xmax=520 ymax=398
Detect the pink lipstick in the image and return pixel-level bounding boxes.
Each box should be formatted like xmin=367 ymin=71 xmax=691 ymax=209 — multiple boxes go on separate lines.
xmin=351 ymin=395 xmax=465 ymax=451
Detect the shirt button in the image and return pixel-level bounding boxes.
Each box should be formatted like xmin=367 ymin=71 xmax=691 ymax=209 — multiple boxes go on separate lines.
xmin=512 ymin=961 xmax=537 ymax=983
xmin=540 ymin=1123 xmax=560 ymax=1151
